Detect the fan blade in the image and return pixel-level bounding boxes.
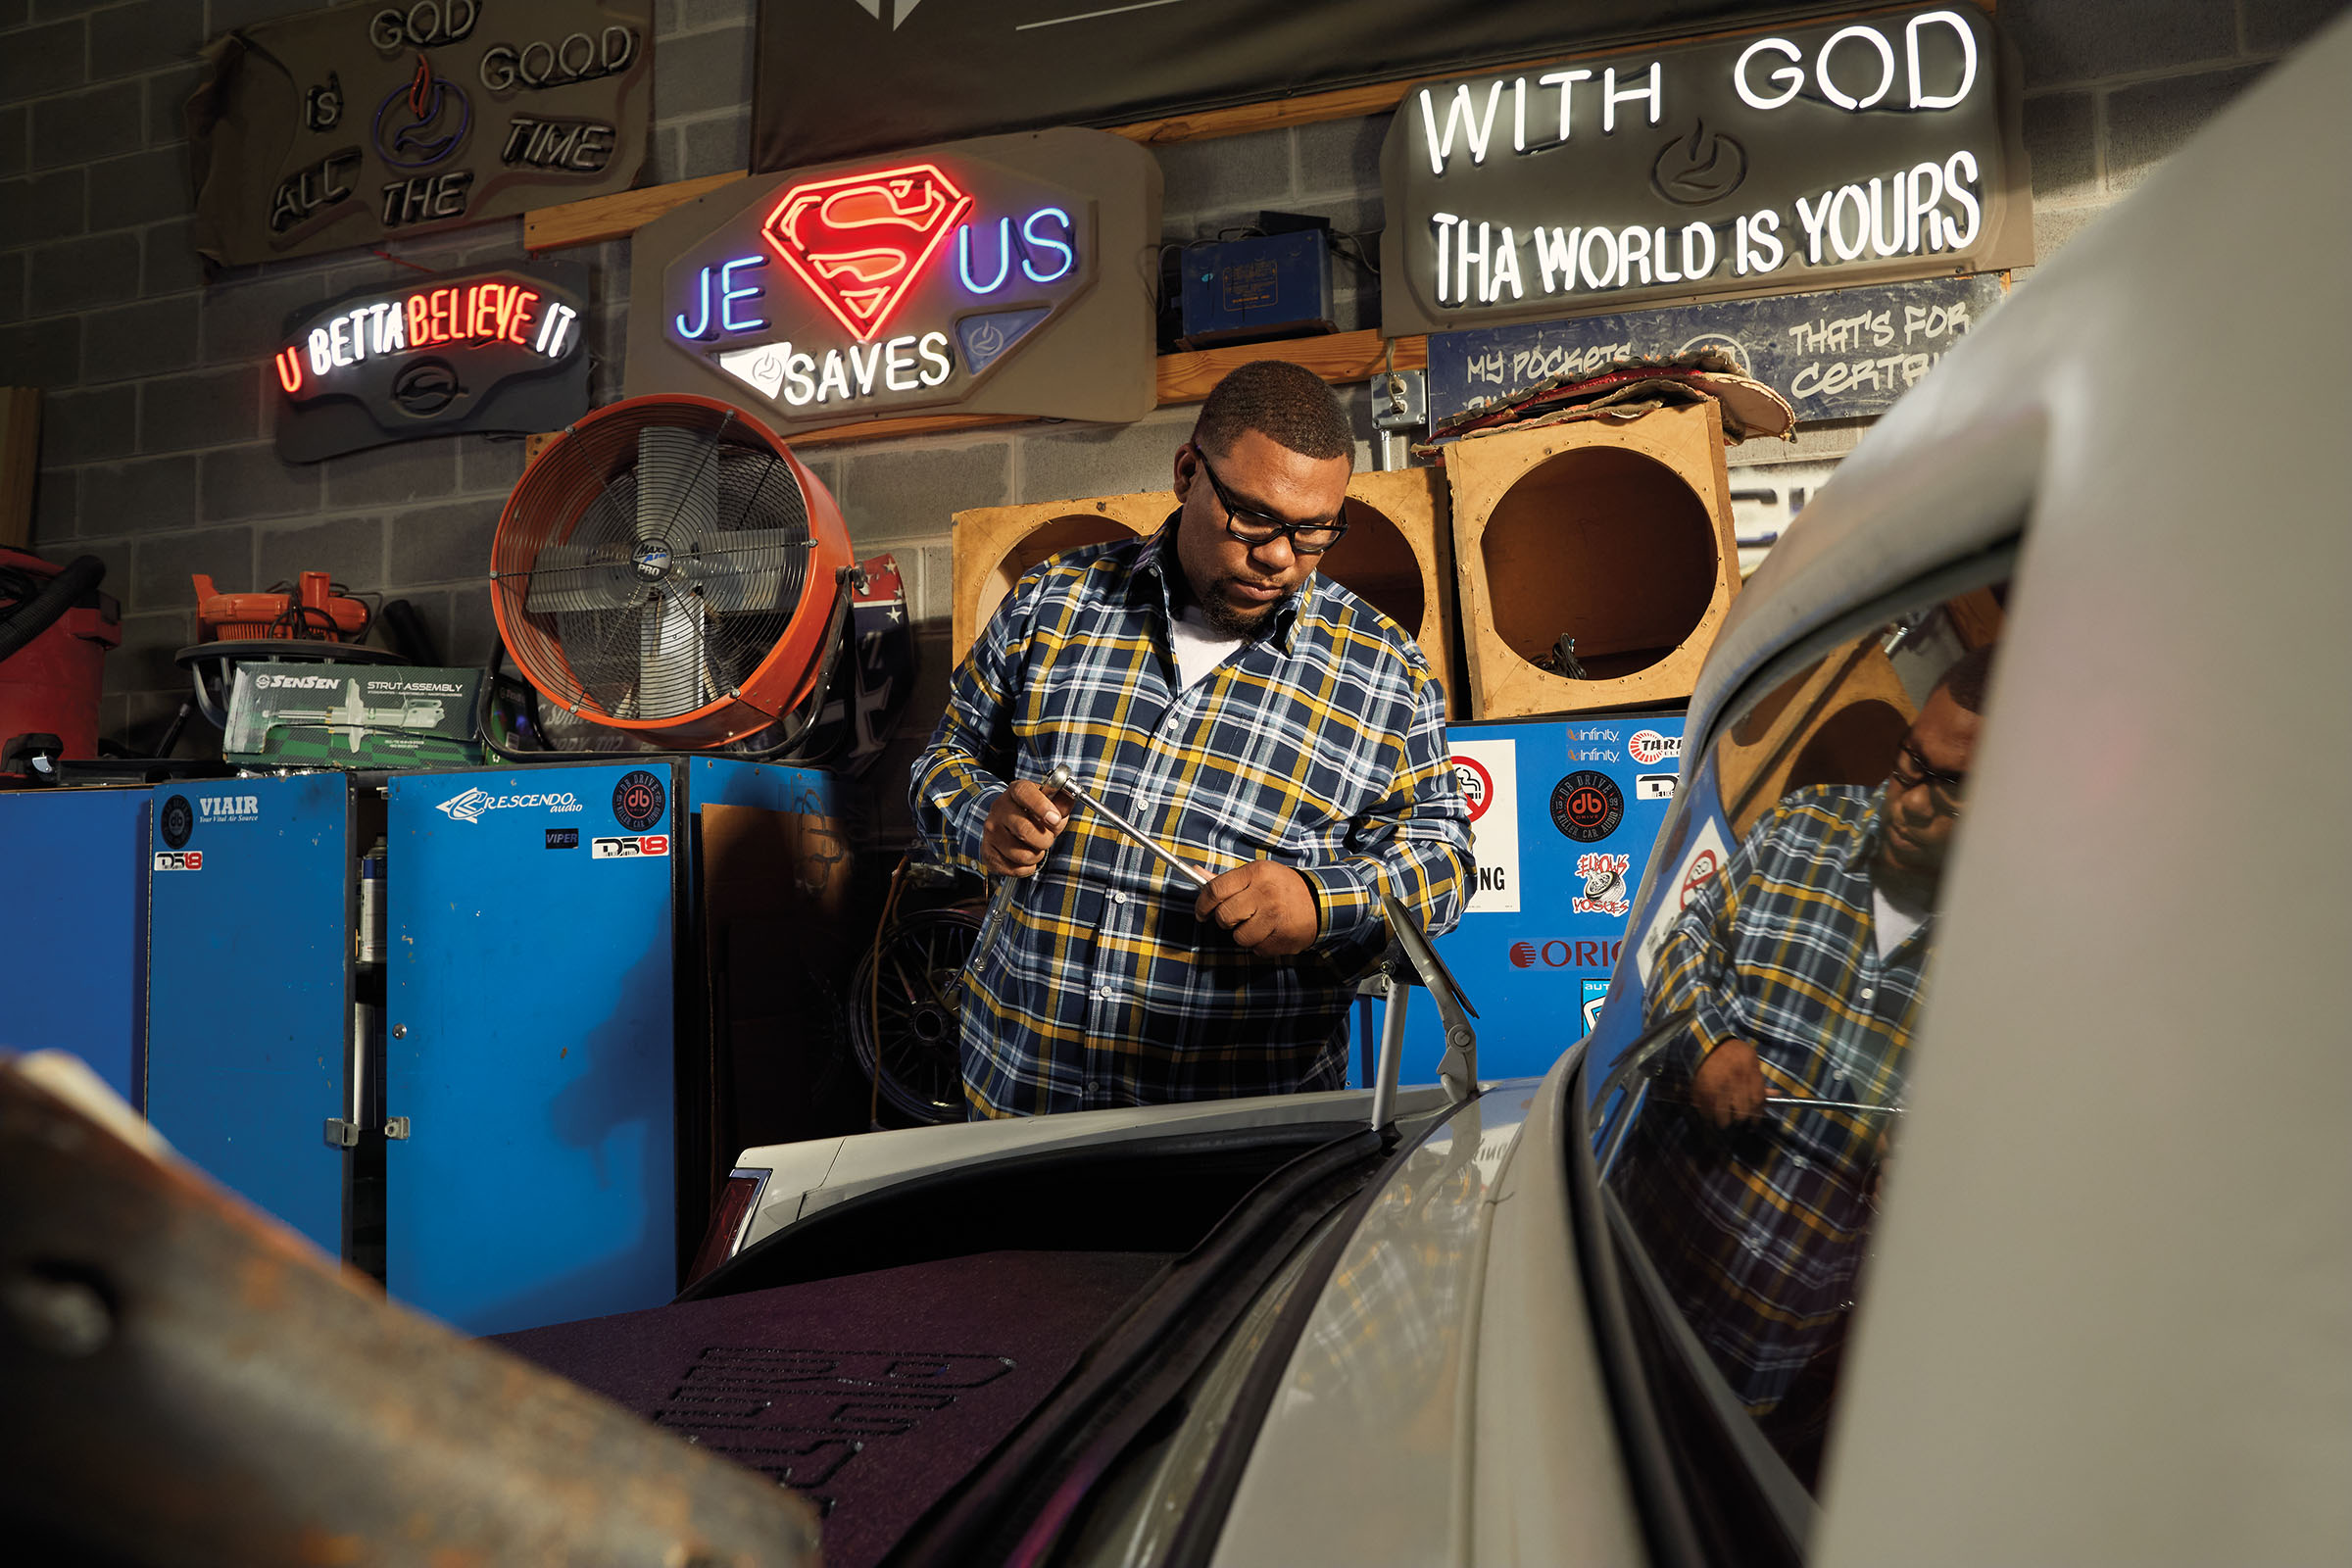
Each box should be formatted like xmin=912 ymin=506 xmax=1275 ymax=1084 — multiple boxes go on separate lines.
xmin=670 ymin=529 xmax=811 ymax=612
xmin=638 ymin=590 xmax=721 ymax=717
xmin=522 ymin=541 xmax=644 ymax=615
xmin=636 ymin=427 xmax=720 ymax=546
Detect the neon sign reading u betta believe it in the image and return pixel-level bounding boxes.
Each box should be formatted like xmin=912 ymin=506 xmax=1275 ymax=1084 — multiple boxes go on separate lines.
xmin=272 ymin=277 xmax=581 ymax=396
xmin=666 ymin=160 xmax=1088 ymax=413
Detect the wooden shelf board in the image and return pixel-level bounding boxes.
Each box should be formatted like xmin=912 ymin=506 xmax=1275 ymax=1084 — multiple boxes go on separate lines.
xmin=520 ymin=330 xmax=1430 ymax=463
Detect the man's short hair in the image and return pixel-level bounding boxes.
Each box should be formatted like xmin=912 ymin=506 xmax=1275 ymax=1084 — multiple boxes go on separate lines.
xmin=1933 ymin=643 xmax=1997 ymax=714
xmin=1192 ymin=360 xmax=1353 ymax=462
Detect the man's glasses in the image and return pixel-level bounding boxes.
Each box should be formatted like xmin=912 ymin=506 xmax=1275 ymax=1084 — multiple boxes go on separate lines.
xmin=1887 ymin=741 xmax=1966 ymax=815
xmin=1190 ymin=447 xmax=1349 ymax=555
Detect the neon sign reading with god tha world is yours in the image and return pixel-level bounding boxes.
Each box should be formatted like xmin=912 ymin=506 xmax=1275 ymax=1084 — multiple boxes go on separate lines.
xmin=272 ymin=279 xmax=581 ymax=396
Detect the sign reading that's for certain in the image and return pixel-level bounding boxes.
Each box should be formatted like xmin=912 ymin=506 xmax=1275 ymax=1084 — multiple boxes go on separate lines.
xmin=1381 ymin=4 xmax=2030 ymax=334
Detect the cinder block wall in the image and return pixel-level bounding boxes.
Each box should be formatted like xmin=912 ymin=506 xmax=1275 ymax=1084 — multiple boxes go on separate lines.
xmin=3 ymin=0 xmax=2339 ymax=758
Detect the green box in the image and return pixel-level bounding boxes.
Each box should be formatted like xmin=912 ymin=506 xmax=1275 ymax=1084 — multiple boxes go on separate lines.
xmin=223 ymin=665 xmax=484 ymax=768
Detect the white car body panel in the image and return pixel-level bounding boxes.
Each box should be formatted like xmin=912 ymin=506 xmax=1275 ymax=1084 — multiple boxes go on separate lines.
xmin=1213 ymin=1064 xmax=1646 ymax=1567
xmin=1801 ymin=18 xmax=2352 ymax=1565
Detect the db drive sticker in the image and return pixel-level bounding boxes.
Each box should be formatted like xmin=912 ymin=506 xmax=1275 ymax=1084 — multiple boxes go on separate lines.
xmin=612 ymin=769 xmax=666 ymax=831
xmin=1549 ymin=771 xmax=1623 ymax=843
xmin=1635 ymin=816 xmax=1731 ymax=985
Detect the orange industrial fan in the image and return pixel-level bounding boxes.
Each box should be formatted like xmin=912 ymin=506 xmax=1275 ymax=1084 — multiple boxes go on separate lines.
xmin=490 ymin=395 xmax=856 ymax=749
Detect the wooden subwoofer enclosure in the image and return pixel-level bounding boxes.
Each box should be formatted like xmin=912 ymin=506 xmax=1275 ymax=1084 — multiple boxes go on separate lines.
xmin=951 ymin=472 xmax=1458 ymax=710
xmin=1715 ymin=634 xmax=1916 ymax=841
xmin=951 ymin=493 xmax=1165 ymax=657
xmin=1446 ymin=402 xmax=1740 ymax=717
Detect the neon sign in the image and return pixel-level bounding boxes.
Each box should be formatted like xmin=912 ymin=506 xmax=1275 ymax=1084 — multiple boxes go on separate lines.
xmin=662 ymin=164 xmax=1090 ymax=416
xmin=272 ymin=278 xmax=577 ymax=396
xmin=271 ymin=262 xmax=591 ymax=463
xmin=756 ymin=164 xmax=974 ymax=342
xmin=1381 ymin=4 xmax=2027 ymax=335
xmin=633 ymin=128 xmax=1157 ymax=430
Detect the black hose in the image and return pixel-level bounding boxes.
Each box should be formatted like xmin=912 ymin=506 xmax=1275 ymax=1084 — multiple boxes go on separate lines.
xmin=379 ymin=599 xmax=442 ymax=665
xmin=0 ymin=555 xmax=106 ymax=665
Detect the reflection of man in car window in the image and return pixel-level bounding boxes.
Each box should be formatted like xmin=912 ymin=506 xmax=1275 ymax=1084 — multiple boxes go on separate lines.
xmin=1615 ymin=644 xmax=1992 ymax=1473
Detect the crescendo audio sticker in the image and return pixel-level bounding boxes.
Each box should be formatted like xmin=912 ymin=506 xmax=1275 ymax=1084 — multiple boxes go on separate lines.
xmin=160 ymin=794 xmax=194 ymax=849
xmin=1550 ymin=770 xmax=1624 ymax=843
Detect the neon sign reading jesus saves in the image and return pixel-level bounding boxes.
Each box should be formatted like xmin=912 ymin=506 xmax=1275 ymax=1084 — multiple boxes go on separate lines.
xmin=668 ymin=162 xmax=1087 ymax=413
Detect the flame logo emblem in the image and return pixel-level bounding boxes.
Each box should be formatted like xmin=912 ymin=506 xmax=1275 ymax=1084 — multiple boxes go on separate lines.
xmin=373 ymin=53 xmax=470 ymax=171
xmin=1650 ymin=119 xmax=1747 ymax=206
xmin=761 ymin=164 xmax=973 ymax=342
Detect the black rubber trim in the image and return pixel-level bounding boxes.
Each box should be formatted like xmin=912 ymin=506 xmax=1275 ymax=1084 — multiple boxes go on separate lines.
xmin=1565 ymin=1050 xmax=1710 ymax=1568
xmin=680 ymin=1118 xmax=1372 ymax=1302
xmin=883 ymin=1127 xmax=1390 ymax=1568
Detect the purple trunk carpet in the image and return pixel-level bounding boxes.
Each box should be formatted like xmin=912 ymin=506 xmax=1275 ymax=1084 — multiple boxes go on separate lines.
xmin=495 ymin=1250 xmax=1171 ymax=1567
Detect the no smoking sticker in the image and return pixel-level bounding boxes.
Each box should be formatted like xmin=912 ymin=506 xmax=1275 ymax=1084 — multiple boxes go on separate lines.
xmin=1450 ymin=740 xmax=1519 ymax=913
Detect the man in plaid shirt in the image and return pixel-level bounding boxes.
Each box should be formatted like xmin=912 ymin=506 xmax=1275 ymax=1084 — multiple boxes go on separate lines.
xmin=912 ymin=363 xmax=1472 ymax=1117
xmin=1614 ymin=645 xmax=1992 ymax=1474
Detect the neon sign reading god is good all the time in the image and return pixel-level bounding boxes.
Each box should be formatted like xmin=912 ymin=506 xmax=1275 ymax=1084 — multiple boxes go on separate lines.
xmin=271 ymin=278 xmax=582 ymax=396
xmin=666 ymin=160 xmax=1084 ymax=413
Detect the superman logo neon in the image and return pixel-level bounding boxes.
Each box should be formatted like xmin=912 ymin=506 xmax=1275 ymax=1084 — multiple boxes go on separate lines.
xmin=761 ymin=165 xmax=974 ymax=342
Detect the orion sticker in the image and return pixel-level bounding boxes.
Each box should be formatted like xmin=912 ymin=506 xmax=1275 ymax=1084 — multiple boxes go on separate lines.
xmin=612 ymin=769 xmax=666 ymax=831
xmin=1550 ymin=771 xmax=1624 ymax=843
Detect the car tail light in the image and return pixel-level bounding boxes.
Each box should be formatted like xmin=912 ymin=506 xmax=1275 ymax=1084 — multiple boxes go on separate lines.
xmin=686 ymin=1167 xmax=770 ymax=1286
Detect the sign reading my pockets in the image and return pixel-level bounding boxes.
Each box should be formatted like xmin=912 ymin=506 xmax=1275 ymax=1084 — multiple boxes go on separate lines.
xmin=1426 ymin=272 xmax=2004 ymax=428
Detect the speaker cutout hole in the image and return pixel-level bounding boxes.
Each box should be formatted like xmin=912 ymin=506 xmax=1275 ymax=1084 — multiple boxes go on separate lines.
xmin=1315 ymin=499 xmax=1425 ymax=638
xmin=1481 ymin=447 xmax=1715 ymax=682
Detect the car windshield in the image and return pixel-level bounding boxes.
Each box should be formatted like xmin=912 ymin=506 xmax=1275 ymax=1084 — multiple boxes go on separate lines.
xmin=1592 ymin=585 xmax=2002 ymax=1494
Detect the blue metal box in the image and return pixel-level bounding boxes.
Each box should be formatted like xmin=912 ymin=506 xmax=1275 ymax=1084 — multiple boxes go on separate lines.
xmin=1178 ymin=228 xmax=1337 ymax=350
xmin=1369 ymin=713 xmax=1687 ymax=1085
xmin=0 ymin=785 xmax=151 ymax=1104
xmin=386 ymin=757 xmax=842 ymax=1336
xmin=146 ymin=773 xmax=364 ymax=1257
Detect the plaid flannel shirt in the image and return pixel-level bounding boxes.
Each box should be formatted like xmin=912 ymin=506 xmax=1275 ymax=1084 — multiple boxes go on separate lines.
xmin=1615 ymin=784 xmax=1930 ymax=1414
xmin=911 ymin=523 xmax=1471 ymax=1117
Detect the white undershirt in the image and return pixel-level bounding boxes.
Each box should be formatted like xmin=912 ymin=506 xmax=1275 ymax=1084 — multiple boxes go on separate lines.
xmin=1872 ymin=883 xmax=1932 ymax=958
xmin=1167 ymin=605 xmax=1247 ymax=692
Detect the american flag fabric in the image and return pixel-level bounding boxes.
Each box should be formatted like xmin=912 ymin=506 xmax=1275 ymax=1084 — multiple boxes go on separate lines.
xmin=912 ymin=525 xmax=1471 ymax=1117
xmin=1614 ymin=785 xmax=1929 ymax=1417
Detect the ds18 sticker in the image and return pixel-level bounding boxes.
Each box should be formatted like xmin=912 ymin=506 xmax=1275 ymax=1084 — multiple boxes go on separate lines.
xmin=1550 ymin=770 xmax=1623 ymax=842
xmin=592 ymin=834 xmax=670 ymax=858
xmin=612 ymin=769 xmax=666 ymax=831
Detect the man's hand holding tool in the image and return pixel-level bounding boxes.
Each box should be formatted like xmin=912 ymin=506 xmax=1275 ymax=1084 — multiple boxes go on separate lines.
xmin=991 ymin=761 xmax=1319 ymax=957
xmin=982 ymin=775 xmax=1075 ymax=876
xmin=1197 ymin=862 xmax=1319 ymax=957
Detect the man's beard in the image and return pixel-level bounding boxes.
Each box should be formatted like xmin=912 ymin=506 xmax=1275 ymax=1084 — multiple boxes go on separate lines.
xmin=1199 ymin=580 xmax=1280 ymax=639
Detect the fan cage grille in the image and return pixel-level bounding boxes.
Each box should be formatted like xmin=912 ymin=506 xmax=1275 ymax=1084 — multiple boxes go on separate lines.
xmin=494 ymin=401 xmax=824 ymax=731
